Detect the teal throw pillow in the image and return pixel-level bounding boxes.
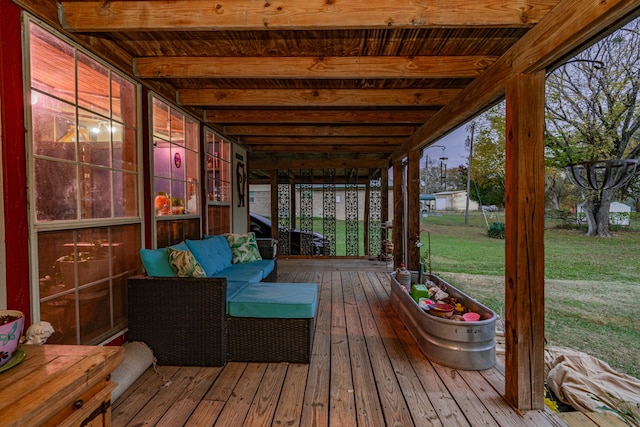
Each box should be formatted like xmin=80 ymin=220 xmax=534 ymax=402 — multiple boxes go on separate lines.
xmin=139 ymin=248 xmax=175 ymax=277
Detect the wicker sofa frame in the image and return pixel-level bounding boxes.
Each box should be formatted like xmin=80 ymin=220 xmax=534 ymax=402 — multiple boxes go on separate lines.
xmin=128 ymin=238 xmax=315 ymax=365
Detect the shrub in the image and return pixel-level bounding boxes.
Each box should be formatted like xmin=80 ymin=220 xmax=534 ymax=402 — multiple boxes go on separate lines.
xmin=487 ymin=222 xmax=505 ymax=239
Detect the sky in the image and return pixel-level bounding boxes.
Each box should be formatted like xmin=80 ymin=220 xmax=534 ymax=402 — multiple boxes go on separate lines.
xmin=421 ymin=126 xmax=471 ymax=168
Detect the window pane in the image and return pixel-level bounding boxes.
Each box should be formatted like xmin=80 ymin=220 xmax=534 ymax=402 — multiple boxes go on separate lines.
xmin=186 ymin=178 xmax=199 ymax=214
xmin=112 ymin=74 xmax=136 ymax=127
xmin=80 ymin=166 xmax=112 ymax=219
xmin=152 ymin=97 xmax=170 ymax=140
xmin=170 ymin=109 xmax=185 ymax=146
xmin=77 ymin=52 xmax=110 ymax=117
xmin=171 ymin=180 xmax=186 ymax=214
xmin=171 ymin=146 xmax=185 ymax=181
xmin=32 ymin=93 xmax=77 ymax=160
xmin=185 ymin=116 xmax=199 ymax=151
xmin=34 ymin=159 xmax=77 ymax=221
xmin=113 ymin=125 xmax=137 ymax=171
xmin=114 ymin=171 xmax=138 ymax=217
xmin=154 ymin=140 xmax=171 ymax=178
xmin=30 ymin=22 xmax=75 ymax=104
xmin=79 ymin=109 xmax=111 ymax=167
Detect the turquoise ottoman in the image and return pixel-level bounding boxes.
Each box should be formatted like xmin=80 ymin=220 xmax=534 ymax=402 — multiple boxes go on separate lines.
xmin=227 ymin=282 xmax=318 ymax=363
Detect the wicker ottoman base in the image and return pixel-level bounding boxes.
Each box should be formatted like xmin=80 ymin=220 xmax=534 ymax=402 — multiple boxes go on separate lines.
xmin=227 ymin=316 xmax=315 ymax=363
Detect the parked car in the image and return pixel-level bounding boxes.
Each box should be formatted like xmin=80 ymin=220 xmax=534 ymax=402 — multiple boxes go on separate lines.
xmin=250 ymin=212 xmax=331 ymax=256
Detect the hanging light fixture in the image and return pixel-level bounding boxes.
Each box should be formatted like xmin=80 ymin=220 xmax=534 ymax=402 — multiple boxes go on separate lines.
xmin=564 ymin=159 xmax=638 ymax=191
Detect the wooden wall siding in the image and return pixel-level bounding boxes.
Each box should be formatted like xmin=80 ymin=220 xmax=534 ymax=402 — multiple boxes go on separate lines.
xmin=504 ymin=71 xmax=546 ymax=410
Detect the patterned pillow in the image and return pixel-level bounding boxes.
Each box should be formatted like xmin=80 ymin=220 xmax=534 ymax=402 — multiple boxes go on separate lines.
xmin=225 ymin=232 xmax=263 ymax=264
xmin=166 ymin=247 xmax=206 ymax=277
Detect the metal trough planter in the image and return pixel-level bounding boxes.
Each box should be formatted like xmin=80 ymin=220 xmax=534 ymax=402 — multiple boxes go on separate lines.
xmin=390 ymin=271 xmax=497 ymax=370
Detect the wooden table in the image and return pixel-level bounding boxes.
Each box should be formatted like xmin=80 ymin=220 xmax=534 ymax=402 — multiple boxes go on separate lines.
xmin=0 ymin=344 xmax=124 ymax=427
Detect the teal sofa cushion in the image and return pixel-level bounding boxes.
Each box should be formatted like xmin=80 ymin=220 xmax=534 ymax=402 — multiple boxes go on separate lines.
xmin=204 ymin=234 xmax=232 ymax=269
xmin=139 ymin=248 xmax=175 ymax=277
xmin=227 ymin=282 xmax=318 ymax=318
xmin=212 ymin=264 xmax=264 ymax=284
xmin=186 ymin=238 xmax=227 ymax=276
xmin=246 ymin=259 xmax=275 ymax=280
xmin=139 ymin=241 xmax=192 ymax=277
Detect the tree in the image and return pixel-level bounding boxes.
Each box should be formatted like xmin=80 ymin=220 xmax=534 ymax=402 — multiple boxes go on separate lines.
xmin=469 ymin=102 xmax=506 ymax=207
xmin=545 ymin=19 xmax=640 ymax=236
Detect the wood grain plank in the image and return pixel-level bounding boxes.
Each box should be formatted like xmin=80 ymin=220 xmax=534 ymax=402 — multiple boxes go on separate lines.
xmin=300 ymin=271 xmax=331 ymax=426
xmin=213 ymin=363 xmax=268 ymax=426
xmin=185 ymin=400 xmax=226 ymax=426
xmin=205 ymin=109 xmax=437 ymax=125
xmin=272 ymin=363 xmax=309 ymax=427
xmin=112 ymin=366 xmax=181 ymax=425
xmin=503 ymin=71 xmax=546 ymax=410
xmin=342 ymin=271 xmax=387 ymax=427
xmin=134 ymin=55 xmax=496 ymax=79
xmin=329 ymin=270 xmax=357 ymax=427
xmin=58 ymin=0 xmax=557 ymax=32
xmin=225 ymin=124 xmax=416 ymax=136
xmin=359 ymin=271 xmax=444 ymax=427
xmin=125 ymin=366 xmax=204 ymax=425
xmin=243 ymin=363 xmax=288 ymax=426
xmin=178 ymin=88 xmax=459 ymax=107
xmin=156 ymin=367 xmax=223 ymax=426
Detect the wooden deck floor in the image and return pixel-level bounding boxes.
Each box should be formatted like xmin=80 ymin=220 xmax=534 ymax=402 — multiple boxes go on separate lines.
xmin=112 ymin=260 xmax=623 ymax=427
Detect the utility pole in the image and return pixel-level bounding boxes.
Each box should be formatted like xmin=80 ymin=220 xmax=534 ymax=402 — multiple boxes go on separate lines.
xmin=465 ymin=122 xmax=475 ymax=225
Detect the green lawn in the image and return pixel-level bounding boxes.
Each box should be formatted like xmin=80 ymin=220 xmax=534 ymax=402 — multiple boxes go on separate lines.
xmin=421 ymin=212 xmax=640 ymax=379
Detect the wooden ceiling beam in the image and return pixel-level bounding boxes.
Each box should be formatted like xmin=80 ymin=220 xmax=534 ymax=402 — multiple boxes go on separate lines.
xmin=225 ymin=125 xmax=414 ymax=136
xmin=395 ymin=0 xmax=640 ymax=161
xmin=58 ymin=0 xmax=558 ymax=32
xmin=204 ymin=109 xmax=437 ymax=124
xmin=250 ymin=144 xmax=395 ymax=153
xmin=178 ymin=89 xmax=459 ymax=107
xmin=241 ymin=136 xmax=404 ymax=145
xmin=134 ymin=55 xmax=497 ymax=79
xmin=250 ymin=158 xmax=388 ymax=170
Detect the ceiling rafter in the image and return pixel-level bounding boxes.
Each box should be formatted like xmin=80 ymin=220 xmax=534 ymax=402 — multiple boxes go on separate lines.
xmin=204 ymin=109 xmax=437 ymax=124
xmin=133 ymin=55 xmax=497 ymax=79
xmin=239 ymin=136 xmax=404 ymax=145
xmin=225 ymin=125 xmax=415 ymax=136
xmin=178 ymin=88 xmax=460 ymax=107
xmin=58 ymin=0 xmax=558 ymax=32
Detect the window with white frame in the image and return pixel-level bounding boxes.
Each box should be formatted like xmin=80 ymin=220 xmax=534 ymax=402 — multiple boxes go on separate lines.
xmin=26 ymin=19 xmax=141 ymax=345
xmin=151 ymin=95 xmax=201 ymax=247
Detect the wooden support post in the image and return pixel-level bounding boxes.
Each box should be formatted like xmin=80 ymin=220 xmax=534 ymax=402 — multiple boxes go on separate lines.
xmin=392 ymin=158 xmax=404 ymax=269
xmin=504 ymin=71 xmax=546 ymax=410
xmin=407 ymin=149 xmax=421 ymax=271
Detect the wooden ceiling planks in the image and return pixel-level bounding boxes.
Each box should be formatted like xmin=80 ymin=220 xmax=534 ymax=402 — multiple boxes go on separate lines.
xmin=41 ymin=0 xmax=634 ymax=179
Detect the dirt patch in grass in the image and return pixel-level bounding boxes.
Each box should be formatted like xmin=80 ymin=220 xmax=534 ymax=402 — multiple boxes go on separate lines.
xmin=437 ymin=272 xmax=640 ymax=380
